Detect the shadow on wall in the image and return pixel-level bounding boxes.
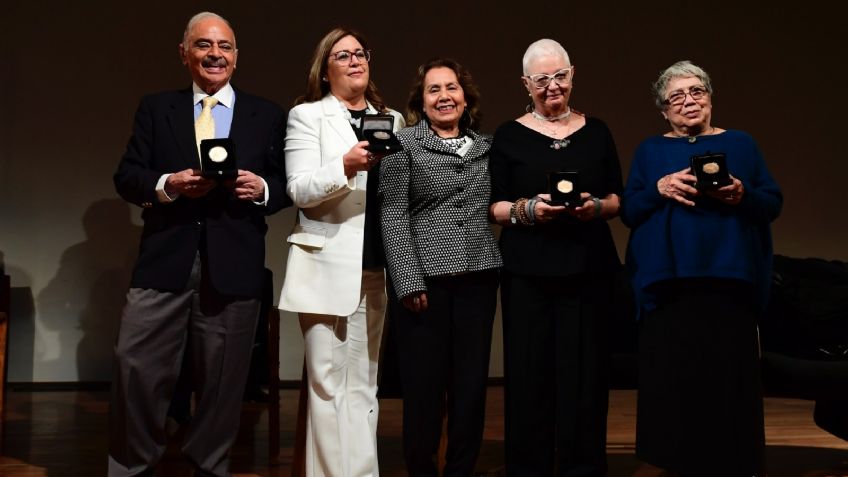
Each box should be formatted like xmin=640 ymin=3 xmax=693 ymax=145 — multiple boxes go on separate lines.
xmin=36 ymin=199 xmax=141 ymax=382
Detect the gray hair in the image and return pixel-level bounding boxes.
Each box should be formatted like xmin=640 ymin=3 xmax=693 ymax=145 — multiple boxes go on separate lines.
xmin=522 ymin=39 xmax=571 ymax=75
xmin=182 ymin=12 xmax=234 ymax=49
xmin=652 ymin=60 xmax=713 ymax=110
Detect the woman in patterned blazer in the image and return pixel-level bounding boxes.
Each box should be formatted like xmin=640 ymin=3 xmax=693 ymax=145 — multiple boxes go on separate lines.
xmin=379 ymin=58 xmax=503 ymax=476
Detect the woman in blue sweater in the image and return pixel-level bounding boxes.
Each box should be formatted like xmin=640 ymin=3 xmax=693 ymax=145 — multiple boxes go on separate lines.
xmin=621 ymin=60 xmax=782 ymax=476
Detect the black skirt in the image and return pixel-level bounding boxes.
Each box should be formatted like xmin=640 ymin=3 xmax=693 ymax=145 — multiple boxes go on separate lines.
xmin=636 ymin=278 xmax=766 ymax=476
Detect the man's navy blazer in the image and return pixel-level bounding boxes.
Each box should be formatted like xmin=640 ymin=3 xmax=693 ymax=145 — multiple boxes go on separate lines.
xmin=114 ymin=87 xmax=289 ymax=298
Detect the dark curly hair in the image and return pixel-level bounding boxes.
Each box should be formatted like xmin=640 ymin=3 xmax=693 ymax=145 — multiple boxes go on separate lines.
xmin=405 ymin=58 xmax=482 ymax=132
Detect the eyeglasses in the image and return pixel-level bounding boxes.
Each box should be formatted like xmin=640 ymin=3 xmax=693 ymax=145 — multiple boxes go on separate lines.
xmin=664 ymin=86 xmax=709 ymax=106
xmin=524 ymin=67 xmax=573 ymax=89
xmin=329 ymin=49 xmax=371 ymax=64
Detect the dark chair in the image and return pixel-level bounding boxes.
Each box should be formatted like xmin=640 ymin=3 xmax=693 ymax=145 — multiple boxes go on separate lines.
xmin=760 ymin=255 xmax=848 ymax=439
xmin=0 ymin=272 xmax=9 ymax=417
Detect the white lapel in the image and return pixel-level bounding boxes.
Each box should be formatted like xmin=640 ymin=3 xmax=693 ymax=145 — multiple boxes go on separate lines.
xmin=320 ymin=94 xmax=378 ymax=147
xmin=320 ymin=95 xmax=357 ymax=148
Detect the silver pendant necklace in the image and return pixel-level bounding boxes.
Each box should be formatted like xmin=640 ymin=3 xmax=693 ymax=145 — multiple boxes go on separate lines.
xmin=533 ymin=108 xmax=572 ymax=149
xmin=674 ymin=126 xmax=715 ymax=144
xmin=550 ymin=138 xmax=570 ymax=150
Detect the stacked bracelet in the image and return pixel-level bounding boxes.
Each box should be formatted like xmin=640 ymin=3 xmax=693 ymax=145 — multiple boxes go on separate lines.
xmin=591 ymin=196 xmax=602 ymax=218
xmin=525 ymin=197 xmax=538 ymax=224
xmin=509 ymin=201 xmax=520 ymax=225
xmin=509 ymin=198 xmax=534 ymax=226
xmin=516 ymin=198 xmax=531 ymax=225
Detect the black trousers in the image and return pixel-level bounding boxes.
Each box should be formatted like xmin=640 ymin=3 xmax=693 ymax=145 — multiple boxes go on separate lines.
xmin=389 ymin=269 xmax=499 ymax=477
xmin=501 ymin=271 xmax=611 ymax=477
xmin=636 ymin=278 xmax=765 ymax=476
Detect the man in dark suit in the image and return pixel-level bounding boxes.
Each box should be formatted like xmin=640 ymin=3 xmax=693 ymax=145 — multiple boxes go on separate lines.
xmin=108 ymin=11 xmax=288 ymax=477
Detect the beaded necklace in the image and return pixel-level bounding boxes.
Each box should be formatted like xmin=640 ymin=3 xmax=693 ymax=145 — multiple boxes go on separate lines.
xmin=439 ymin=136 xmax=470 ymax=154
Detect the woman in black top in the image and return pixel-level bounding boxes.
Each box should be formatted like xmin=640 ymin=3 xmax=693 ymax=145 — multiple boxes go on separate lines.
xmin=489 ymin=39 xmax=623 ymax=476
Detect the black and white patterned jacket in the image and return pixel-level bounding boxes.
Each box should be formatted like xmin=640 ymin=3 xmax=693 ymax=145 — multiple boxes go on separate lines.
xmin=379 ymin=120 xmax=503 ymax=299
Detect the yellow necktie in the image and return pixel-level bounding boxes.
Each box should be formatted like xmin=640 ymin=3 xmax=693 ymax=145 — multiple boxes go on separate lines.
xmin=195 ymin=96 xmax=219 ymax=150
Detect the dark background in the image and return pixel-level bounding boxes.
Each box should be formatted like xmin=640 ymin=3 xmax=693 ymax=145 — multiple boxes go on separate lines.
xmin=1 ymin=0 xmax=845 ymax=382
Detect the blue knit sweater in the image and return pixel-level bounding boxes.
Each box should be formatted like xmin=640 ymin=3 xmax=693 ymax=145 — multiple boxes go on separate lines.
xmin=621 ymin=130 xmax=782 ymax=313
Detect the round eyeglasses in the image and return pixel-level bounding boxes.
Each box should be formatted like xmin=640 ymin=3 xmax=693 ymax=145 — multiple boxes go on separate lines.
xmin=664 ymin=86 xmax=709 ymax=106
xmin=524 ymin=67 xmax=573 ymax=89
xmin=329 ymin=49 xmax=371 ymax=64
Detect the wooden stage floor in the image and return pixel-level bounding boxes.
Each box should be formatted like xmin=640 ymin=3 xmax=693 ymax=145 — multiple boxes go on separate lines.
xmin=0 ymin=388 xmax=846 ymax=476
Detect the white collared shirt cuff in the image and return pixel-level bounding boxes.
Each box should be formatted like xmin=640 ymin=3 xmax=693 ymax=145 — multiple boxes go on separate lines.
xmin=253 ymin=178 xmax=269 ymax=206
xmin=156 ymin=174 xmax=179 ymax=203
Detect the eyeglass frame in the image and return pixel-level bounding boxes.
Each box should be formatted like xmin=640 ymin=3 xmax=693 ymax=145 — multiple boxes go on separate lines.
xmin=523 ymin=67 xmax=574 ymax=89
xmin=329 ymin=49 xmax=371 ymax=64
xmin=663 ymin=85 xmax=709 ymax=106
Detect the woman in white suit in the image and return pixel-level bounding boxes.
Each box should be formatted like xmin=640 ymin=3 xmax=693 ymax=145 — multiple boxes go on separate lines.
xmin=279 ymin=27 xmax=404 ymax=477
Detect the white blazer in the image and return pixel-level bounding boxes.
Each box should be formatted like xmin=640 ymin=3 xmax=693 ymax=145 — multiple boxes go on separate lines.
xmin=279 ymin=94 xmax=403 ymax=316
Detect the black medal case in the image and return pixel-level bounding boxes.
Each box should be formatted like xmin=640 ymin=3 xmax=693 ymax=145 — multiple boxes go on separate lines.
xmin=690 ymin=152 xmax=731 ymax=190
xmin=547 ymin=171 xmax=581 ymax=207
xmin=199 ymin=138 xmax=238 ymax=179
xmin=362 ymin=115 xmax=401 ymax=153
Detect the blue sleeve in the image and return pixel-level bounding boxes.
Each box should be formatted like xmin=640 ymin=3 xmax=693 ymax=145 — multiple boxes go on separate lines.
xmin=736 ymin=139 xmax=782 ymax=225
xmin=621 ymin=142 xmax=666 ymax=228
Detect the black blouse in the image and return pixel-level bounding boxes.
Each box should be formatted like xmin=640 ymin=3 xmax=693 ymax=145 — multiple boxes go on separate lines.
xmin=346 ymin=108 xmax=384 ymax=269
xmin=489 ymin=117 xmax=623 ymax=276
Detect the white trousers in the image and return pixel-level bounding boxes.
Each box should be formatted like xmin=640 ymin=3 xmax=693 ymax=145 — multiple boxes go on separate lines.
xmin=300 ymin=269 xmax=386 ymax=477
